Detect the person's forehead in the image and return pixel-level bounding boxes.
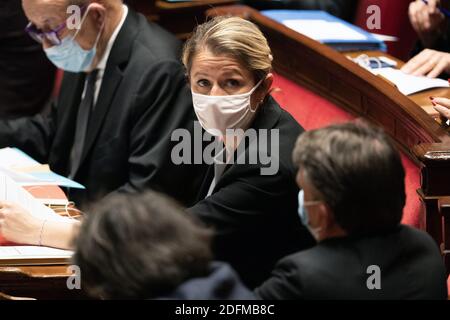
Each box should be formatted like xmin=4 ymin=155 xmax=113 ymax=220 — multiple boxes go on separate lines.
xmin=192 ymin=51 xmax=248 ymax=76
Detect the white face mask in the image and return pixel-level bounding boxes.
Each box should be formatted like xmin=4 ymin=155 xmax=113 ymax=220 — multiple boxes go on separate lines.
xmin=191 ymin=80 xmax=263 ymax=136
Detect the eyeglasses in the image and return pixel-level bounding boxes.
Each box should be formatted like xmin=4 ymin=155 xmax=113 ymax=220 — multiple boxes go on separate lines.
xmin=25 ymin=21 xmax=67 ymax=46
xmin=24 ymin=5 xmax=88 ymax=46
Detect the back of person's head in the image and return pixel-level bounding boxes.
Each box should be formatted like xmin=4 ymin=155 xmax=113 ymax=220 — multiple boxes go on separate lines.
xmin=292 ymin=121 xmax=406 ymax=236
xmin=73 ymin=191 xmax=213 ymax=299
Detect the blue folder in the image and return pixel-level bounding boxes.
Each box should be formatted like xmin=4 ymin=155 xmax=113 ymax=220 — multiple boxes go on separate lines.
xmin=12 ymin=148 xmax=85 ymax=189
xmin=261 ymin=10 xmax=387 ymax=52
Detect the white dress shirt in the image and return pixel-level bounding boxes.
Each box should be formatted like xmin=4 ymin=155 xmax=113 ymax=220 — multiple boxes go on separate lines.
xmin=82 ymin=4 xmax=128 ymax=106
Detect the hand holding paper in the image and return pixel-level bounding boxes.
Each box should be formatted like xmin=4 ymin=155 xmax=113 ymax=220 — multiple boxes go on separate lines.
xmin=0 ymin=201 xmax=45 ymax=246
xmin=0 ymin=172 xmax=70 ymax=245
xmin=401 ymin=49 xmax=450 ymax=78
xmin=0 ymin=172 xmax=76 ymax=263
xmin=371 ymin=67 xmax=450 ymax=95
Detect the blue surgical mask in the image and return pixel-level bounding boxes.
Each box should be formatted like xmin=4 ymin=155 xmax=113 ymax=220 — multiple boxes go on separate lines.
xmin=297 ymin=190 xmax=309 ymax=226
xmin=44 ymin=8 xmax=103 ymax=72
xmin=298 ymin=190 xmax=322 ymax=240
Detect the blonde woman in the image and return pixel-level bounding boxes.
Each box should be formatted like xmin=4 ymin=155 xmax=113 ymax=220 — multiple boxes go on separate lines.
xmin=183 ymin=17 xmax=314 ymax=288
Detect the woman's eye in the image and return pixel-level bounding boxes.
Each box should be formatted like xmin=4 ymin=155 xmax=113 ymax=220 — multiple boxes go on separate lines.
xmin=226 ymin=79 xmax=240 ymax=87
xmin=197 ymin=79 xmax=210 ymax=87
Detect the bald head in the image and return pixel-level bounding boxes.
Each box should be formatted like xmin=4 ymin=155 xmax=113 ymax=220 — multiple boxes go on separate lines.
xmin=22 ymin=0 xmax=67 ymax=29
xmin=22 ymin=0 xmax=121 ymax=31
xmin=23 ymin=0 xmax=124 ymax=72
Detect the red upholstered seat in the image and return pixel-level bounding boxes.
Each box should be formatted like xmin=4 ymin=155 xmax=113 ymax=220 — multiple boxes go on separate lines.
xmin=271 ymin=73 xmax=422 ymax=228
xmin=353 ymin=0 xmax=417 ymax=60
xmin=52 ymin=69 xmax=64 ymax=98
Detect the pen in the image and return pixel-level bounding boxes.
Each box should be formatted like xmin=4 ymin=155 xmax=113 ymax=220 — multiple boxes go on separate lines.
xmin=422 ymin=0 xmax=450 ymax=18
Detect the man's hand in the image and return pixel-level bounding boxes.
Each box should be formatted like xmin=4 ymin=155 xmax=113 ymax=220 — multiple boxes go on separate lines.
xmin=0 ymin=201 xmax=44 ymax=246
xmin=401 ymin=49 xmax=450 ymax=78
xmin=431 ymin=96 xmax=450 ymax=120
xmin=409 ymin=0 xmax=446 ymax=47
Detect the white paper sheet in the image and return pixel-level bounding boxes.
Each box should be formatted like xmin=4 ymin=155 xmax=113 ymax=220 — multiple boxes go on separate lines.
xmin=372 ymin=68 xmax=450 ymax=95
xmin=0 ymin=172 xmax=68 ymax=222
xmin=0 ymin=172 xmax=73 ymax=263
xmin=0 ymin=246 xmax=73 ymax=265
xmin=0 ymin=246 xmax=72 ymax=258
xmin=0 ymin=147 xmax=39 ymax=168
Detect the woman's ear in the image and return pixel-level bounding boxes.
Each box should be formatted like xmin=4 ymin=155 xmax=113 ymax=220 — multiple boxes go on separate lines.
xmin=254 ymin=73 xmax=274 ymax=107
xmin=264 ymin=73 xmax=274 ymax=92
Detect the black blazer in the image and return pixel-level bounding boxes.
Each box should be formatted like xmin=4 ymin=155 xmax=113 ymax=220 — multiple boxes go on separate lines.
xmin=255 ymin=225 xmax=448 ymax=300
xmin=0 ymin=9 xmax=206 ymax=207
xmin=159 ymin=262 xmax=255 ymax=300
xmin=188 ymin=97 xmax=315 ymax=289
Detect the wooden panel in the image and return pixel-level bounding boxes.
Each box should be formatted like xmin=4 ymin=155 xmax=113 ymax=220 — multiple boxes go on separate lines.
xmin=152 ymin=0 xmax=238 ymax=39
xmin=365 ymin=97 xmax=395 ymax=136
xmin=439 ymin=197 xmax=450 ymax=275
xmin=0 ymin=266 xmax=86 ymax=299
xmin=413 ymin=144 xmax=450 ymax=196
xmin=396 ymin=123 xmax=422 ymax=150
xmin=417 ymin=190 xmax=443 ymax=246
xmin=330 ymin=74 xmax=363 ymax=114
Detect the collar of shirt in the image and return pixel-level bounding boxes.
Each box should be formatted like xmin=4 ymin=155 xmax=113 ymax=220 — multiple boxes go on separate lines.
xmin=96 ymin=4 xmax=128 ymax=72
xmin=87 ymin=4 xmax=128 ymax=106
xmin=206 ymin=141 xmax=229 ymax=198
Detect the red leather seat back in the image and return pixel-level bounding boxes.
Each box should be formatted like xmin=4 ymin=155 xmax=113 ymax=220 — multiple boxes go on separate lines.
xmin=271 ymin=73 xmax=422 ymax=228
xmin=52 ymin=69 xmax=64 ymax=98
xmin=353 ymin=0 xmax=417 ymax=60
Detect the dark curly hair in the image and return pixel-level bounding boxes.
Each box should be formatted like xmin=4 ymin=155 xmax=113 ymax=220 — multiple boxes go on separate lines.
xmin=73 ymin=191 xmax=213 ymax=299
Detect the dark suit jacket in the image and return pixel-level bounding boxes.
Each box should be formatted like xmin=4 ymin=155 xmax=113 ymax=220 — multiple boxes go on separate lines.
xmin=0 ymin=0 xmax=55 ymax=117
xmin=188 ymin=97 xmax=315 ymax=289
xmin=159 ymin=262 xmax=255 ymax=300
xmin=255 ymin=225 xmax=448 ymax=300
xmin=0 ymin=9 xmax=206 ymax=207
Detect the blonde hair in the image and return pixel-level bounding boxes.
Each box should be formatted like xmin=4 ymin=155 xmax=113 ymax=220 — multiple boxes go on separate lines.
xmin=182 ymin=16 xmax=273 ymax=82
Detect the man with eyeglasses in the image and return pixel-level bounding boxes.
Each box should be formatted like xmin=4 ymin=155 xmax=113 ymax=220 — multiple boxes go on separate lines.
xmin=0 ymin=0 xmax=206 ymax=208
